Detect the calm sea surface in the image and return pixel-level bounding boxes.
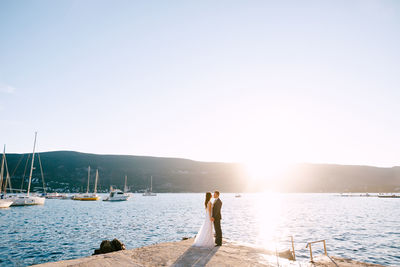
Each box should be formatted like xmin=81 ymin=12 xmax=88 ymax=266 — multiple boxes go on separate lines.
xmin=0 ymin=193 xmax=399 ymax=266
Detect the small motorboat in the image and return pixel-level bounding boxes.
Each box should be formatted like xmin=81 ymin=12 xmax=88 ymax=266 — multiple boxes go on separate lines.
xmin=104 ymin=175 xmax=131 ymax=201
xmin=45 ymin=192 xmax=68 ymax=199
xmin=235 ymin=194 xmax=242 ymax=198
xmin=103 ymin=189 xmax=130 ymax=201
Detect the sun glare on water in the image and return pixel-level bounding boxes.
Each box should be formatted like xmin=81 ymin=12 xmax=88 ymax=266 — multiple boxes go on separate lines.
xmin=253 ymin=193 xmax=281 ymax=250
xmin=251 ymin=193 xmax=287 ymax=251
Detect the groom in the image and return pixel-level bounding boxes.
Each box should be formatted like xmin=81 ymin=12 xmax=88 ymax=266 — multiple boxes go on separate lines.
xmin=211 ymin=190 xmax=222 ymax=246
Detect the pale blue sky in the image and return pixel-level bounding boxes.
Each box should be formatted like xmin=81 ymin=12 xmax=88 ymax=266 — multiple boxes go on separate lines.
xmin=1 ymin=0 xmax=399 ymax=167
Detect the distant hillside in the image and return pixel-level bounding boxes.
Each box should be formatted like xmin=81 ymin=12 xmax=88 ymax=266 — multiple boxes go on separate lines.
xmin=3 ymin=151 xmax=400 ymax=193
xmin=3 ymin=151 xmax=247 ymax=193
xmin=279 ymin=163 xmax=400 ymax=193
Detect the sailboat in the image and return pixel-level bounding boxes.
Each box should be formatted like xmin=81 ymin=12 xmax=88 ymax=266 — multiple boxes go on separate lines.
xmin=103 ymin=175 xmax=130 ymax=201
xmin=143 ymin=176 xmax=156 ymax=196
xmin=72 ymin=166 xmax=100 ymax=201
xmin=10 ymin=132 xmax=46 ymax=206
xmin=0 ymin=145 xmax=13 ymax=208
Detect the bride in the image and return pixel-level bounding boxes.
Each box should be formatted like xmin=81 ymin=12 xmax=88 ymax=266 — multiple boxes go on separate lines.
xmin=193 ymin=192 xmax=215 ymax=248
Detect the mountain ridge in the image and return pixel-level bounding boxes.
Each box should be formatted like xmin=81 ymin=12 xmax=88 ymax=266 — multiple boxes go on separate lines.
xmin=2 ymin=151 xmax=400 ymax=193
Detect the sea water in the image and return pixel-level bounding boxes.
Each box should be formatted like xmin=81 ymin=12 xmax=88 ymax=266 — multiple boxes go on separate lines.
xmin=0 ymin=193 xmax=399 ymax=266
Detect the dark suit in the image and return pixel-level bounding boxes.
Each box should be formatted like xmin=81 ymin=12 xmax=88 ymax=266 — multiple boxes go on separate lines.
xmin=212 ymin=198 xmax=222 ymax=246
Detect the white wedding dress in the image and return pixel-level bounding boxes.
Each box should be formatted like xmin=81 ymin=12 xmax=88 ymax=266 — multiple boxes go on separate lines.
xmin=193 ymin=201 xmax=215 ymax=248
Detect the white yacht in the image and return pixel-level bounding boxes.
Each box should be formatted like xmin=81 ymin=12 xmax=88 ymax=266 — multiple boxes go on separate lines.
xmin=10 ymin=132 xmax=46 ymax=206
xmin=10 ymin=195 xmax=45 ymax=206
xmin=104 ymin=175 xmax=130 ymax=201
xmin=104 ymin=189 xmax=130 ymax=201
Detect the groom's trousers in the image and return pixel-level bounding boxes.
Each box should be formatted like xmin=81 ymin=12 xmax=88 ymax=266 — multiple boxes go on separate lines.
xmin=214 ymin=219 xmax=222 ymax=246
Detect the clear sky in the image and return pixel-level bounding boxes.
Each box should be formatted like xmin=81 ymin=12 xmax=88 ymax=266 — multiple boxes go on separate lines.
xmin=0 ymin=0 xmax=399 ymax=168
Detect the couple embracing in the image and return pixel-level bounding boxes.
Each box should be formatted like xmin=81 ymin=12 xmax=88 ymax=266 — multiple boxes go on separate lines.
xmin=193 ymin=190 xmax=222 ymax=248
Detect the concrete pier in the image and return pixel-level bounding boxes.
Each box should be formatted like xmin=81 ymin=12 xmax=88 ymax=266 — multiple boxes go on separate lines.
xmin=33 ymin=239 xmax=384 ymax=267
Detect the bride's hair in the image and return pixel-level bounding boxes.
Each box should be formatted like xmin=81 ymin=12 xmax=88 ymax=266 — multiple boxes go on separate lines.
xmin=205 ymin=192 xmax=212 ymax=208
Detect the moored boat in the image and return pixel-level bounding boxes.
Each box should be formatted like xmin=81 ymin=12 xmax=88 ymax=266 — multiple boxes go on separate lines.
xmin=60 ymin=194 xmax=73 ymax=199
xmin=0 ymin=145 xmax=13 ymax=208
xmin=103 ymin=189 xmax=130 ymax=201
xmin=72 ymin=193 xmax=100 ymax=201
xmin=9 ymin=195 xmax=46 ymax=206
xmin=72 ymin=167 xmax=100 ymax=201
xmin=45 ymin=192 xmax=69 ymax=199
xmin=6 ymin=133 xmax=45 ymax=206
xmin=143 ymin=176 xmax=156 ymax=196
xmin=104 ymin=175 xmax=130 ymax=201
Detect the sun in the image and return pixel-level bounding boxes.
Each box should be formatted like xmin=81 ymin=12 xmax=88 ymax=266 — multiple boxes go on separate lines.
xmin=243 ymin=155 xmax=292 ymax=192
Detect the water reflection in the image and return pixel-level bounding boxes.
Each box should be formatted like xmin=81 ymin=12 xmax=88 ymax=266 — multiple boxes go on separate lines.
xmin=0 ymin=193 xmax=399 ymax=266
xmin=254 ymin=193 xmax=282 ymax=250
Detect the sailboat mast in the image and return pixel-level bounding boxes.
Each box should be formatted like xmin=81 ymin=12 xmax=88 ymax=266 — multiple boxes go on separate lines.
xmin=27 ymin=132 xmax=37 ymax=196
xmin=124 ymin=175 xmax=127 ymax=193
xmin=0 ymin=145 xmax=5 ymax=194
xmin=150 ymin=176 xmax=153 ymax=192
xmin=4 ymin=156 xmax=12 ymax=194
xmin=86 ymin=166 xmax=90 ymax=194
xmin=94 ymin=169 xmax=98 ymax=194
xmin=38 ymin=153 xmax=46 ymax=194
